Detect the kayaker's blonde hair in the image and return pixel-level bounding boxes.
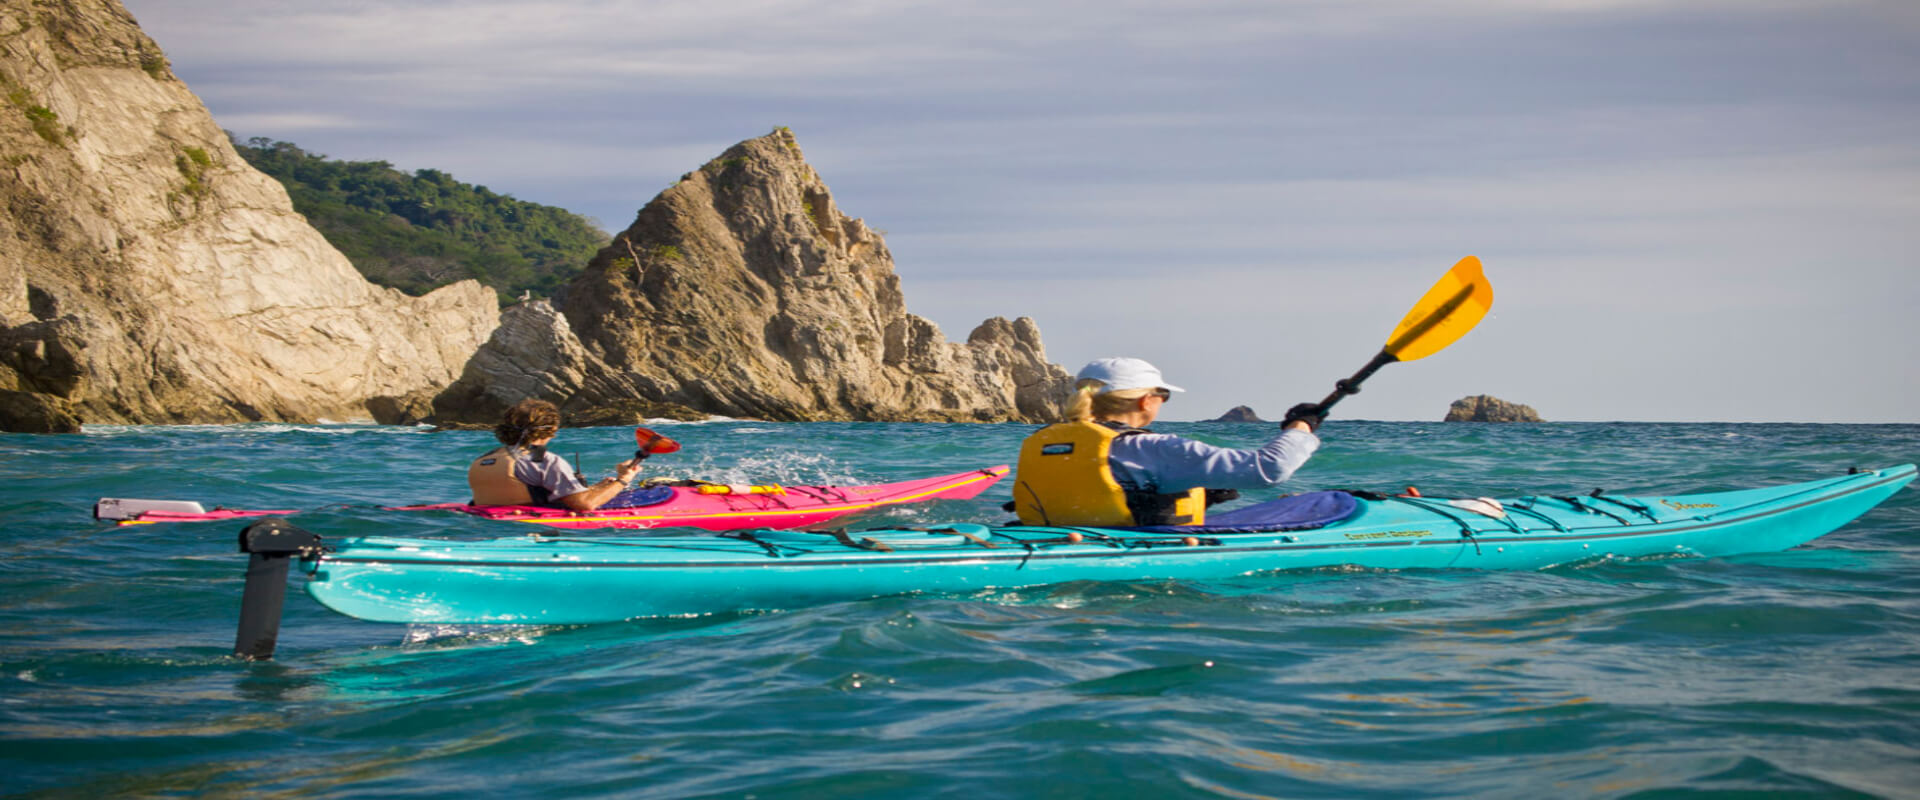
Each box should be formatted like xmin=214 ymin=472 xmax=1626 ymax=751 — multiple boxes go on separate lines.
xmin=496 ymin=399 xmax=561 ymax=446
xmin=1066 ymin=379 xmax=1157 ymax=423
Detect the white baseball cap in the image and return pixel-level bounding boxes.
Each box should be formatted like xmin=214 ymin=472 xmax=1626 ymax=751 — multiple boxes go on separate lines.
xmin=1076 ymin=357 xmax=1185 ymax=394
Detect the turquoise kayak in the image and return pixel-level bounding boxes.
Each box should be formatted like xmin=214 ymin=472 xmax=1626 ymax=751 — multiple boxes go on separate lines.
xmin=299 ymin=465 xmax=1915 ymax=624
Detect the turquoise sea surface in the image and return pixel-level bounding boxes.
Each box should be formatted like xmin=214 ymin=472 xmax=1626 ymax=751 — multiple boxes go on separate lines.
xmin=3 ymin=421 xmax=1917 ymax=798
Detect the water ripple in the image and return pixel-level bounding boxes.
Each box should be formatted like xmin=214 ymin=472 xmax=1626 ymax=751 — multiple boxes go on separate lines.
xmin=1 ymin=422 xmax=1916 ymax=797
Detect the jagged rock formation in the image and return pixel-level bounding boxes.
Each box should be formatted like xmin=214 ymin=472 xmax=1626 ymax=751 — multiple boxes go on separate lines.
xmin=1211 ymin=405 xmax=1265 ymax=423
xmin=1444 ymin=395 xmax=1544 ymax=423
xmin=436 ymin=129 xmax=1072 ymax=424
xmin=0 ymin=0 xmax=499 ymax=432
xmin=433 ymin=299 xmax=705 ymax=424
xmin=1 ymin=2 xmax=1065 ymax=431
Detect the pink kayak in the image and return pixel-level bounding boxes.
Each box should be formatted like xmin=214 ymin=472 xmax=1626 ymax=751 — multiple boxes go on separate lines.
xmin=98 ymin=466 xmax=1009 ymax=531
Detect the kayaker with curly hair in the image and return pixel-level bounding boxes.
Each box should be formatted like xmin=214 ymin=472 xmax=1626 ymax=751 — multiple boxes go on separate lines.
xmin=468 ymin=399 xmax=642 ymax=511
xmin=1013 ymin=357 xmax=1322 ymax=527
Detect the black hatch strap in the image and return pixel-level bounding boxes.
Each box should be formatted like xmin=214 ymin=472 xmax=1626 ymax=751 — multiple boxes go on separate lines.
xmin=1404 ymin=496 xmax=1487 ymax=553
xmin=1381 ymin=495 xmax=1478 ymax=537
xmin=788 ymin=485 xmax=853 ymax=505
xmin=1065 ymin=528 xmax=1128 ymax=549
xmin=1551 ymin=495 xmax=1631 ymax=525
xmin=1015 ymin=539 xmax=1037 ymax=570
xmin=1506 ymin=500 xmax=1572 ymax=532
xmin=1586 ymin=490 xmax=1659 ymax=522
xmin=1120 ymin=535 xmax=1223 ymax=550
xmin=1350 ymin=488 xmax=1535 ymax=536
xmin=1349 ymin=490 xmax=1494 ymax=546
xmin=720 ymin=531 xmax=788 ymax=559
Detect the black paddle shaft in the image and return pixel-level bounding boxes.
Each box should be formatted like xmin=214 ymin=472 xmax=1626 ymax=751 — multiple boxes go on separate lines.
xmin=1314 ymin=350 xmax=1398 ymax=415
xmin=1311 ymin=280 xmax=1478 ymax=416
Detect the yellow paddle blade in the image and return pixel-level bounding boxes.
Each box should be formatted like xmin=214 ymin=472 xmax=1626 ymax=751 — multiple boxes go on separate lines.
xmin=1382 ymin=256 xmax=1493 ymax=362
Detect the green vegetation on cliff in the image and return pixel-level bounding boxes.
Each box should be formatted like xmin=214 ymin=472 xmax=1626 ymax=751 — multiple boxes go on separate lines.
xmin=232 ymin=136 xmax=607 ymax=302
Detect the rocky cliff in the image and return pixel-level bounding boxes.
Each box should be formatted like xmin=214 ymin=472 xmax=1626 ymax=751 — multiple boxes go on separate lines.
xmin=0 ymin=0 xmax=499 ymax=432
xmin=1 ymin=2 xmax=1068 ymax=431
xmin=1443 ymin=395 xmax=1544 ymax=423
xmin=435 ymin=129 xmax=1072 ymax=424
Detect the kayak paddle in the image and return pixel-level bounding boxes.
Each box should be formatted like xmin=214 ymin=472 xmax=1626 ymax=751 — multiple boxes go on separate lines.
xmin=1312 ymin=255 xmax=1493 ymax=416
xmin=634 ymin=427 xmax=682 ymax=461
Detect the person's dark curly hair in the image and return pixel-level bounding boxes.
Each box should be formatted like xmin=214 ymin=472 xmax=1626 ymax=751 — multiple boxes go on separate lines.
xmin=495 ymin=399 xmax=561 ymax=446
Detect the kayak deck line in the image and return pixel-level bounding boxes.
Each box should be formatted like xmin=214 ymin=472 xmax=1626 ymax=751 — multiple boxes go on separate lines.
xmin=220 ymin=464 xmax=1911 ymax=634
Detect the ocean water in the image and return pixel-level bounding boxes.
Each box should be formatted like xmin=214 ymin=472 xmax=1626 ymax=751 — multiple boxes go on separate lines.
xmin=2 ymin=421 xmax=1916 ymax=798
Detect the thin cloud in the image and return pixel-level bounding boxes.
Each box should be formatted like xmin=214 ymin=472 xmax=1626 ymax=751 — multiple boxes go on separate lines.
xmin=121 ymin=0 xmax=1920 ymax=421
xmin=216 ymin=112 xmax=365 ymax=133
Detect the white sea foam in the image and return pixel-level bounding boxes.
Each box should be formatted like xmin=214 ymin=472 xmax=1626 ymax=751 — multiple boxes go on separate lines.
xmin=645 ymin=449 xmax=864 ymax=487
xmin=82 ymin=421 xmax=404 ymax=436
xmin=401 ymin=623 xmax=558 ymax=648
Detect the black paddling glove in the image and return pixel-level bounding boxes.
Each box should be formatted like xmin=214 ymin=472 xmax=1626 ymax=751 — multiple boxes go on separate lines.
xmin=1282 ymin=403 xmax=1326 ymax=432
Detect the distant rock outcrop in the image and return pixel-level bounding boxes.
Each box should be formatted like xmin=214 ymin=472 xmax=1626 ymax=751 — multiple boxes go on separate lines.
xmin=1444 ymin=395 xmax=1544 ymax=423
xmin=1211 ymin=405 xmax=1265 ymax=423
xmin=0 ymin=0 xmax=499 ymax=432
xmin=435 ymin=128 xmax=1074 ymax=424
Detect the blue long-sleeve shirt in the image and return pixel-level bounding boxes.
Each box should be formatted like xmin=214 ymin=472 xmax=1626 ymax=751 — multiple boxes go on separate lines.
xmin=1107 ymin=428 xmax=1320 ymax=494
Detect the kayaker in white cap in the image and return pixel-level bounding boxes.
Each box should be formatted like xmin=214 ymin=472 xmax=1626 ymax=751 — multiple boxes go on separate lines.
xmin=1012 ymin=357 xmax=1322 ymax=527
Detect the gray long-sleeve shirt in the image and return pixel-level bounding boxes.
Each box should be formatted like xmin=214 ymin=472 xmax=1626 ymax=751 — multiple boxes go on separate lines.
xmin=1107 ymin=428 xmax=1320 ymax=494
xmin=510 ymin=450 xmax=590 ymax=505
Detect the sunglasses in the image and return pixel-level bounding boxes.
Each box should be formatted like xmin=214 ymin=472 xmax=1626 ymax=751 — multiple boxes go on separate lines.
xmin=1151 ymin=388 xmax=1172 ymax=401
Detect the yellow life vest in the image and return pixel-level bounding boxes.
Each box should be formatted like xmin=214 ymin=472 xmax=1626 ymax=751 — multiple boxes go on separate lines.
xmin=1013 ymin=421 xmax=1206 ymax=527
xmin=468 ymin=447 xmax=534 ymax=506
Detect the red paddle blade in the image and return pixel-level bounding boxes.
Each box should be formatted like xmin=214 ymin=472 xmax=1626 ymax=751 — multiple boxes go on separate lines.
xmin=635 ymin=427 xmax=681 ymax=454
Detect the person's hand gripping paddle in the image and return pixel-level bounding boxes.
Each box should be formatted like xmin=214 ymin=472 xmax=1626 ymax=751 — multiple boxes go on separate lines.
xmin=1282 ymin=256 xmax=1494 ymax=429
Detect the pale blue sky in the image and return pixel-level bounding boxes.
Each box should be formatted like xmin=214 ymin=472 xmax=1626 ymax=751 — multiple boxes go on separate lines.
xmin=123 ymin=0 xmax=1919 ymax=422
